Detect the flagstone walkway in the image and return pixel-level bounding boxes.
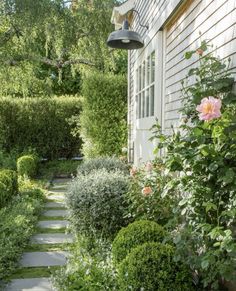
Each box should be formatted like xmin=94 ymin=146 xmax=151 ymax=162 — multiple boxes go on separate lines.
xmin=5 ymin=178 xmax=73 ymax=291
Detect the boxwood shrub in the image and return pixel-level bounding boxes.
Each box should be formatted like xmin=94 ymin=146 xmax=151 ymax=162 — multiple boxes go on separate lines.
xmin=112 ymin=220 xmax=166 ymax=265
xmin=17 ymin=155 xmax=38 ymax=178
xmin=0 ymin=96 xmax=82 ymax=159
xmin=77 ymin=157 xmax=129 ymax=176
xmin=118 ymin=242 xmax=194 ymax=291
xmin=66 ymin=169 xmax=130 ymax=239
xmin=0 ymin=169 xmax=18 ymax=208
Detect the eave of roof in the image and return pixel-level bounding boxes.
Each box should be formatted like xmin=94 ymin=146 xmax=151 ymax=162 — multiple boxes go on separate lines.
xmin=111 ymin=0 xmax=135 ymax=30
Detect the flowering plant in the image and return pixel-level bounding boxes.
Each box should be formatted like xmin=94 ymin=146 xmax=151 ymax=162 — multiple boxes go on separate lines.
xmin=152 ymin=41 xmax=236 ymax=289
xmin=125 ymin=159 xmax=174 ymax=225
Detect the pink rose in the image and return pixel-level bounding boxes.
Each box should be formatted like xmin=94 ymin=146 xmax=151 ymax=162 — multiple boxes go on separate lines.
xmin=142 ymin=186 xmax=152 ymax=197
xmin=196 ymin=97 xmax=222 ymax=121
xmin=196 ymin=48 xmax=204 ymax=56
xmin=145 ymin=162 xmax=153 ymax=172
xmin=130 ymin=166 xmax=137 ymax=177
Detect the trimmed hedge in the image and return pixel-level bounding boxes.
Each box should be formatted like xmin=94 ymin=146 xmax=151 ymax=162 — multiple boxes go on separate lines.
xmin=112 ymin=220 xmax=166 ymax=265
xmin=118 ymin=242 xmax=194 ymax=291
xmin=0 ymin=96 xmax=82 ymax=159
xmin=77 ymin=157 xmax=129 ymax=176
xmin=17 ymin=155 xmax=38 ymax=178
xmin=0 ymin=169 xmax=18 ymax=208
xmin=80 ymin=72 xmax=127 ymax=158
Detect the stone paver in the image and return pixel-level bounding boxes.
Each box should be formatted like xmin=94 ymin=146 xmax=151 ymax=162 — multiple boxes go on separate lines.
xmin=47 ymin=194 xmax=65 ymax=201
xmin=42 ymin=210 xmax=69 ymax=217
xmin=48 ymin=189 xmax=66 ymax=193
xmin=5 ymin=278 xmax=54 ymax=291
xmin=38 ymin=220 xmax=69 ymax=229
xmin=53 ymin=178 xmax=71 ymax=184
xmin=6 ymin=178 xmax=73 ymax=291
xmin=31 ymin=233 xmax=73 ymax=244
xmin=20 ymin=251 xmax=69 ymax=267
xmin=44 ymin=202 xmax=65 ymax=208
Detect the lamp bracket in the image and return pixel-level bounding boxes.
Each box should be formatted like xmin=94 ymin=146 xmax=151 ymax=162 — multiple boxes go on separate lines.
xmin=130 ymin=9 xmax=149 ymax=30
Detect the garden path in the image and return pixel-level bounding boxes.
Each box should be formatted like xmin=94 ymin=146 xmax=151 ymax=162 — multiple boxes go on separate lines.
xmin=5 ymin=178 xmax=73 ymax=291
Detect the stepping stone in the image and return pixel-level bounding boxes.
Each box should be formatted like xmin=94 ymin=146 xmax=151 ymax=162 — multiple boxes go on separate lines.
xmin=42 ymin=210 xmax=69 ymax=217
xmin=20 ymin=251 xmax=69 ymax=267
xmin=5 ymin=278 xmax=53 ymax=291
xmin=31 ymin=233 xmax=73 ymax=244
xmin=51 ymin=184 xmax=68 ymax=190
xmin=44 ymin=202 xmax=65 ymax=208
xmin=48 ymin=189 xmax=66 ymax=193
xmin=38 ymin=220 xmax=69 ymax=229
xmin=53 ymin=178 xmax=72 ymax=184
xmin=47 ymin=194 xmax=65 ymax=201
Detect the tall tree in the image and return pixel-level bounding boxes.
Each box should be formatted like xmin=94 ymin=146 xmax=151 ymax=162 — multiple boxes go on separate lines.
xmin=0 ymin=0 xmax=127 ymax=96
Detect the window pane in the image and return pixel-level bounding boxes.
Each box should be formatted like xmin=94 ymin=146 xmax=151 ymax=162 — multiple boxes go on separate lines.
xmin=150 ymin=85 xmax=154 ymax=116
xmin=138 ymin=93 xmax=142 ymax=119
xmin=142 ymin=61 xmax=145 ymax=89
xmin=139 ymin=66 xmax=141 ymax=91
xmin=136 ymin=95 xmax=138 ymax=119
xmin=136 ymin=69 xmax=138 ymax=93
xmin=151 ymin=52 xmax=155 ymax=83
xmin=146 ymin=89 xmax=149 ymax=117
xmin=147 ymin=56 xmax=150 ymax=85
xmin=142 ymin=91 xmax=145 ymax=118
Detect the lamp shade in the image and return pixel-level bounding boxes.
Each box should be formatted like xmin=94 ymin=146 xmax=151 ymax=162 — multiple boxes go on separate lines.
xmin=107 ymin=20 xmax=144 ymax=50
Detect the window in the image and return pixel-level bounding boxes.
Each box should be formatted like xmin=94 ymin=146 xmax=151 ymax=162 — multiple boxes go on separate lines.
xmin=135 ymin=51 xmax=155 ymax=119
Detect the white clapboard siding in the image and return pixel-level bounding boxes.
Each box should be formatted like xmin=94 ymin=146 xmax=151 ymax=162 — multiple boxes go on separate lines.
xmin=164 ymin=0 xmax=236 ymax=132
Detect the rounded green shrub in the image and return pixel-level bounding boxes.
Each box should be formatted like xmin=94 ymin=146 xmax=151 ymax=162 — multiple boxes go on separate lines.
xmin=112 ymin=220 xmax=166 ymax=265
xmin=17 ymin=155 xmax=37 ymax=178
xmin=118 ymin=242 xmax=194 ymax=291
xmin=0 ymin=169 xmax=18 ymax=208
xmin=66 ymin=169 xmax=129 ymax=239
xmin=77 ymin=157 xmax=128 ymax=176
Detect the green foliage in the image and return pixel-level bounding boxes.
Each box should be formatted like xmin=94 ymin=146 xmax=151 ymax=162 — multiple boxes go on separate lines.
xmin=53 ymin=235 xmax=117 ymax=291
xmin=117 ymin=242 xmax=194 ymax=291
xmin=125 ymin=160 xmax=174 ymax=225
xmin=153 ymin=42 xmax=236 ymax=288
xmin=0 ymin=169 xmax=18 ymax=208
xmin=0 ymin=190 xmax=44 ymax=280
xmin=66 ymin=169 xmax=129 ymax=239
xmin=77 ymin=157 xmax=129 ymax=176
xmin=78 ymin=72 xmax=127 ymax=158
xmin=38 ymin=160 xmax=81 ymax=180
xmin=17 ymin=155 xmax=38 ymax=178
xmin=112 ymin=220 xmax=166 ymax=265
xmin=0 ymin=96 xmax=82 ymax=159
xmin=0 ymin=149 xmax=19 ymax=170
xmin=0 ymin=0 xmax=126 ymax=97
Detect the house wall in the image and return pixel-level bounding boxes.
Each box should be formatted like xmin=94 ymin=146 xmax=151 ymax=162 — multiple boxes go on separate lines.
xmin=128 ymin=0 xmax=236 ymax=164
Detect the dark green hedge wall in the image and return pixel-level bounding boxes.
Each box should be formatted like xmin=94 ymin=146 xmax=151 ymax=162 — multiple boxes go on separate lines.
xmin=80 ymin=72 xmax=127 ymax=158
xmin=0 ymin=96 xmax=82 ymax=159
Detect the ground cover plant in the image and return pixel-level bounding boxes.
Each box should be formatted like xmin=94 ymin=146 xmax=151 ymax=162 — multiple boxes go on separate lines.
xmin=0 ymin=187 xmax=44 ymax=282
xmin=152 ymin=42 xmax=236 ymax=289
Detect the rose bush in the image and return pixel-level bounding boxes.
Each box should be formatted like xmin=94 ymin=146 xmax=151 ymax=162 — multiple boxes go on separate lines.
xmin=152 ymin=41 xmax=236 ymax=289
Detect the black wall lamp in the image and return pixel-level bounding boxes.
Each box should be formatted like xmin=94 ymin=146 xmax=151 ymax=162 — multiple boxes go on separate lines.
xmin=107 ymin=9 xmax=149 ymax=50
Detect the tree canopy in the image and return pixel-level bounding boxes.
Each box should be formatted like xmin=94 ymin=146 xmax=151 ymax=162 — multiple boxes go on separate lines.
xmin=0 ymin=0 xmax=127 ymax=96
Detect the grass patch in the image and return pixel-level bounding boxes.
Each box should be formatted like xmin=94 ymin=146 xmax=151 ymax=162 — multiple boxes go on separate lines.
xmin=8 ymin=266 xmax=60 ymax=279
xmin=39 ymin=215 xmax=66 ymax=220
xmin=25 ymin=243 xmax=67 ymax=252
xmin=36 ymin=227 xmax=66 ymax=234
